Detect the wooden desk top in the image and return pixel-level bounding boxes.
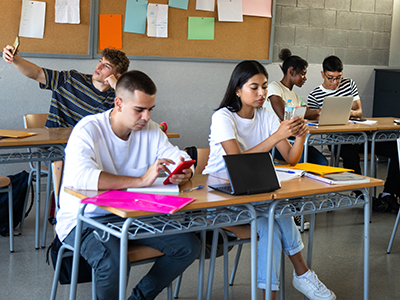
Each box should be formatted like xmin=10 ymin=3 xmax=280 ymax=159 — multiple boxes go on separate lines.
xmin=368 ymin=117 xmax=399 ymax=130
xmin=0 ymin=128 xmax=72 ymax=147
xmin=65 ymin=173 xmax=384 ymax=218
xmin=0 ymin=128 xmax=179 ymax=148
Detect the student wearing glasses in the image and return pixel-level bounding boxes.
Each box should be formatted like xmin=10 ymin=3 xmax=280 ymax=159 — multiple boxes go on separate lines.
xmin=308 ymin=55 xmax=400 ymax=212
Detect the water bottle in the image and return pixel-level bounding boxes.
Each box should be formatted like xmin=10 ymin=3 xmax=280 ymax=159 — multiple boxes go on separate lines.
xmin=284 ymin=99 xmax=294 ymax=120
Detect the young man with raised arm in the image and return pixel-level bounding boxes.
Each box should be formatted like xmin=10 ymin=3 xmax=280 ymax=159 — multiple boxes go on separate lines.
xmin=56 ymin=70 xmax=200 ymax=300
xmin=308 ymin=55 xmax=400 ymax=213
xmin=3 ymin=45 xmax=129 ymax=127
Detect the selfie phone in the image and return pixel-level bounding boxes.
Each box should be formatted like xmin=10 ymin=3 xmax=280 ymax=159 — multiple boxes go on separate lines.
xmin=292 ymin=106 xmax=306 ymax=118
xmin=163 ymin=159 xmax=196 ymax=185
xmin=12 ymin=36 xmax=19 ymax=55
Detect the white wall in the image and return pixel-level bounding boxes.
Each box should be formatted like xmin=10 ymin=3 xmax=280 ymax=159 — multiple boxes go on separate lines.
xmin=0 ymin=57 xmax=379 ymax=174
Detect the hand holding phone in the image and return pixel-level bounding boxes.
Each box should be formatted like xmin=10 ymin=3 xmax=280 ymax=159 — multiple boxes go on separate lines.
xmin=163 ymin=159 xmax=196 ymax=185
xmin=292 ymin=106 xmax=306 ymax=119
xmin=12 ymin=36 xmax=19 ymax=56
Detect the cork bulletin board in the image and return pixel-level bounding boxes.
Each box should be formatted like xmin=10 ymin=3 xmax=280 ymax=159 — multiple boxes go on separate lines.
xmin=98 ymin=0 xmax=273 ymax=61
xmin=0 ymin=0 xmax=92 ymax=57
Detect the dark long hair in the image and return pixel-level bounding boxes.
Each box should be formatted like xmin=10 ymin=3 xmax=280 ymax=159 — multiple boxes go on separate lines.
xmin=279 ymin=48 xmax=308 ymax=75
xmin=217 ymin=60 xmax=268 ymax=112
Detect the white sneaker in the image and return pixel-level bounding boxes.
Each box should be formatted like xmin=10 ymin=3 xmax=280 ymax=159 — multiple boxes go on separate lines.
xmin=293 ymin=215 xmax=310 ymax=231
xmin=292 ymin=270 xmax=336 ymax=300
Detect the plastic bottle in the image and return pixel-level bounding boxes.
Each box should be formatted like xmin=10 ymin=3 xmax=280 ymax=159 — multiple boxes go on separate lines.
xmin=284 ymin=99 xmax=294 ymax=120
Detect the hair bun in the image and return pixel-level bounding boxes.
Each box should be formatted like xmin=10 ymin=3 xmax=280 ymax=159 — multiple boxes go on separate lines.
xmin=278 ymin=48 xmax=292 ymax=62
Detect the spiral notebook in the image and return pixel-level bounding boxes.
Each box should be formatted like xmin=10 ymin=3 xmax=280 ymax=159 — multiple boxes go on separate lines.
xmin=81 ymin=190 xmax=195 ymax=214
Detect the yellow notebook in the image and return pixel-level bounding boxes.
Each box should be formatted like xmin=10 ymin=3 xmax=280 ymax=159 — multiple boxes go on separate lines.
xmin=277 ymin=163 xmax=353 ymax=175
xmin=0 ymin=130 xmax=36 ymax=138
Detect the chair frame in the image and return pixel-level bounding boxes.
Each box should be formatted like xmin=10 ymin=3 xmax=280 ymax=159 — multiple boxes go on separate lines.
xmin=0 ymin=178 xmax=14 ymax=252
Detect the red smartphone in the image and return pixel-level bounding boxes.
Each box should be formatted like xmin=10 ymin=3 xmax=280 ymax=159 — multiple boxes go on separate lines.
xmin=163 ymin=159 xmax=196 ymax=185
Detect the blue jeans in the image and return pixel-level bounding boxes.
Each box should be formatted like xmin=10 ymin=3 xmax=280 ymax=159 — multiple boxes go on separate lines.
xmin=64 ymin=215 xmax=200 ymax=300
xmin=274 ymin=143 xmax=328 ymax=165
xmin=256 ymin=216 xmax=304 ymax=291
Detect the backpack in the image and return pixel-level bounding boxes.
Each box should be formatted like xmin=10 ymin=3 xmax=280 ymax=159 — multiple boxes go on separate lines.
xmin=0 ymin=171 xmax=33 ymax=237
xmin=46 ymin=235 xmax=92 ymax=284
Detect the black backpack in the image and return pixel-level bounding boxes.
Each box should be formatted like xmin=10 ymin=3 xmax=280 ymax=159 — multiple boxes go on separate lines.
xmin=0 ymin=171 xmax=33 ymax=237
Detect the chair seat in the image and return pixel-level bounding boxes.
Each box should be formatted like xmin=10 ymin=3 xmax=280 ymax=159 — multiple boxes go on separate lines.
xmin=128 ymin=245 xmax=164 ymax=262
xmin=0 ymin=176 xmax=11 ymax=188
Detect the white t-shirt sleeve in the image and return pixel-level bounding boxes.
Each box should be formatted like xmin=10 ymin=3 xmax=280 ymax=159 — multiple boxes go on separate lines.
xmin=210 ymin=109 xmax=238 ymax=144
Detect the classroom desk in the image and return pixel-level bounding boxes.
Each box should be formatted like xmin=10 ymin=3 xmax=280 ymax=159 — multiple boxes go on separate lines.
xmin=0 ymin=127 xmax=71 ymax=250
xmin=65 ymin=174 xmax=383 ymax=300
xmin=66 ymin=174 xmax=265 ymax=300
xmin=256 ymin=176 xmax=384 ymax=300
xmin=366 ymin=117 xmax=400 ymax=177
xmin=305 ymin=122 xmax=378 ymax=175
xmin=0 ymin=128 xmax=179 ymax=251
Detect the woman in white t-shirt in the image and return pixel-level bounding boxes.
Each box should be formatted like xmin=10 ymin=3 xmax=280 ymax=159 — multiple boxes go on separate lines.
xmin=203 ymin=61 xmax=335 ymax=300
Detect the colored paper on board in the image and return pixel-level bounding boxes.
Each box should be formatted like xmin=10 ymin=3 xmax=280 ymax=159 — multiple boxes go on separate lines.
xmin=169 ymin=0 xmax=189 ymax=10
xmin=188 ymin=17 xmax=215 ymax=40
xmin=242 ymin=0 xmax=272 ymax=17
xmin=125 ymin=0 xmax=148 ymax=34
xmin=99 ymin=14 xmax=122 ymax=49
xmin=196 ymin=0 xmax=215 ymax=12
xmin=217 ymin=0 xmax=243 ymax=22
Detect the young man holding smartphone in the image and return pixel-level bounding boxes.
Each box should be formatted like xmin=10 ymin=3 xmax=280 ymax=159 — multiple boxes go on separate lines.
xmin=2 ymin=44 xmax=129 ymax=128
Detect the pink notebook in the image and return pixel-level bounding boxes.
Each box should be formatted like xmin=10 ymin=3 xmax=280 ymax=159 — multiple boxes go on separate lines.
xmin=81 ymin=190 xmax=196 ymax=214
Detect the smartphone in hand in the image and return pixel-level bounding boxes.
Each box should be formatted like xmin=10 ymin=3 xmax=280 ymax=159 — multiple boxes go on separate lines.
xmin=12 ymin=36 xmax=19 ymax=55
xmin=163 ymin=159 xmax=196 ymax=185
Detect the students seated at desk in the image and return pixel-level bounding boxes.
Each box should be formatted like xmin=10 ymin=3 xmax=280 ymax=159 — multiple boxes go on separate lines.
xmin=56 ymin=70 xmax=200 ymax=300
xmin=308 ymin=55 xmax=400 ymax=213
xmin=203 ymin=60 xmax=336 ymax=300
xmin=264 ymin=49 xmax=328 ymax=164
xmin=2 ymin=45 xmax=129 ymax=128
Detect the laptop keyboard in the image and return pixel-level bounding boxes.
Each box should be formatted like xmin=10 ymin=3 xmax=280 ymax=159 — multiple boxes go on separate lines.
xmin=218 ymin=185 xmax=233 ymax=193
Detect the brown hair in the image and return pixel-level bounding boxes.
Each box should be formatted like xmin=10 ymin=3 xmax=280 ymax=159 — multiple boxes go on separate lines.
xmin=101 ymin=48 xmax=130 ymax=75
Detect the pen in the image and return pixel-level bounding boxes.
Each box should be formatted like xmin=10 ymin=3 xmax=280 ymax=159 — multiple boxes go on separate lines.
xmin=278 ymin=170 xmax=295 ymax=174
xmin=307 ymin=123 xmax=317 ymax=127
xmin=182 ymin=185 xmax=204 ymax=192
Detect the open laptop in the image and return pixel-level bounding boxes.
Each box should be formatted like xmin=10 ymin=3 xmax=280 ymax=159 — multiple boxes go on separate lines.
xmin=308 ymin=96 xmax=353 ymax=126
xmin=208 ymin=152 xmax=281 ymax=195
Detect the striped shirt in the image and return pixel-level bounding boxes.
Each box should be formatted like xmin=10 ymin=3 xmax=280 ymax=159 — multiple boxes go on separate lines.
xmin=40 ymin=69 xmax=115 ymax=128
xmin=307 ymin=78 xmax=360 ymax=109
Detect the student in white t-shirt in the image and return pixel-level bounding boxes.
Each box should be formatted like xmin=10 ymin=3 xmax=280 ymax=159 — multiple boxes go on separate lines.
xmin=264 ymin=48 xmax=328 ymax=167
xmin=203 ymin=61 xmax=336 ymax=300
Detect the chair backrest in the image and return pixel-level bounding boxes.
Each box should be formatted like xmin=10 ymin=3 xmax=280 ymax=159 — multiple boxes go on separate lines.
xmin=23 ymin=113 xmax=48 ymax=128
xmin=195 ymin=148 xmax=210 ymax=175
xmin=51 ymin=161 xmax=64 ymax=210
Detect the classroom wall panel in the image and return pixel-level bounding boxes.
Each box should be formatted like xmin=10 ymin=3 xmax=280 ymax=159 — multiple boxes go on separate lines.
xmin=0 ymin=0 xmax=92 ymax=56
xmin=98 ymin=0 xmax=273 ymax=61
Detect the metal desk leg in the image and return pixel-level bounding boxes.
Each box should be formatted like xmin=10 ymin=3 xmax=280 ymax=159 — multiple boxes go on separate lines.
xmin=69 ymin=204 xmax=86 ymax=300
xmin=363 ymin=189 xmax=370 ymax=300
xmin=119 ymin=218 xmax=134 ymax=300
xmin=8 ymin=183 xmax=14 ymax=252
xmin=303 ymin=213 xmax=316 ymax=300
xmin=41 ymin=169 xmax=52 ymax=248
xmin=35 ymin=161 xmax=41 ymax=249
xmin=206 ymin=228 xmax=219 ymax=300
xmin=198 ymin=230 xmax=206 ymax=300
xmin=265 ymin=201 xmax=279 ymax=300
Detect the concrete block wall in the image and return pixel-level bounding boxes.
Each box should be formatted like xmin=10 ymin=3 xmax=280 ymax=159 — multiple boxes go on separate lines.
xmin=273 ymin=0 xmax=393 ymax=65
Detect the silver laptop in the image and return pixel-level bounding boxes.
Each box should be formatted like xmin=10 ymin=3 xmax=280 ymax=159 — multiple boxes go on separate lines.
xmin=208 ymin=152 xmax=281 ymax=195
xmin=308 ymin=96 xmax=353 ymax=126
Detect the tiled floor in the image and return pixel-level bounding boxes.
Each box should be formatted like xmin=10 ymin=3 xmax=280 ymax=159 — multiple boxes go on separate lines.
xmin=1 ymin=161 xmax=400 ymax=299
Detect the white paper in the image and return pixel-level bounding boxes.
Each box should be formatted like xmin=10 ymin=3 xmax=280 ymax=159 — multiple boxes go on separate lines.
xmin=147 ymin=4 xmax=168 ymax=38
xmin=127 ymin=178 xmax=179 ymax=193
xmin=196 ymin=0 xmax=215 ymax=11
xmin=217 ymin=0 xmax=243 ymax=22
xmin=55 ymin=0 xmax=80 ymax=24
xmin=19 ymin=0 xmax=46 ymax=39
xmin=349 ymin=120 xmax=378 ymax=125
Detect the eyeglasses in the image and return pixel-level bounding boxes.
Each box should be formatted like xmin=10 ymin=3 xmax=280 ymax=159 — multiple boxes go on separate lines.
xmin=324 ymin=73 xmax=343 ymax=83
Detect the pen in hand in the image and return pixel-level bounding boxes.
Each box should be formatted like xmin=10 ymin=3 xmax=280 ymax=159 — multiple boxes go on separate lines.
xmin=182 ymin=185 xmax=204 ymax=192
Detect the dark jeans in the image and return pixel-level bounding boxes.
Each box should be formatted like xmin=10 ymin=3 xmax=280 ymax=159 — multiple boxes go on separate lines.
xmin=64 ymin=215 xmax=200 ymax=300
xmin=274 ymin=145 xmax=329 ymax=166
xmin=334 ymin=141 xmax=400 ymax=195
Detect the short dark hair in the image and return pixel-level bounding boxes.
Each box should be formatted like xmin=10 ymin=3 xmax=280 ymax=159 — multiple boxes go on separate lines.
xmin=278 ymin=48 xmax=308 ymax=75
xmin=322 ymin=55 xmax=343 ymax=73
xmin=217 ymin=60 xmax=268 ymax=112
xmin=101 ymin=48 xmax=130 ymax=75
xmin=115 ymin=70 xmax=157 ymax=98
